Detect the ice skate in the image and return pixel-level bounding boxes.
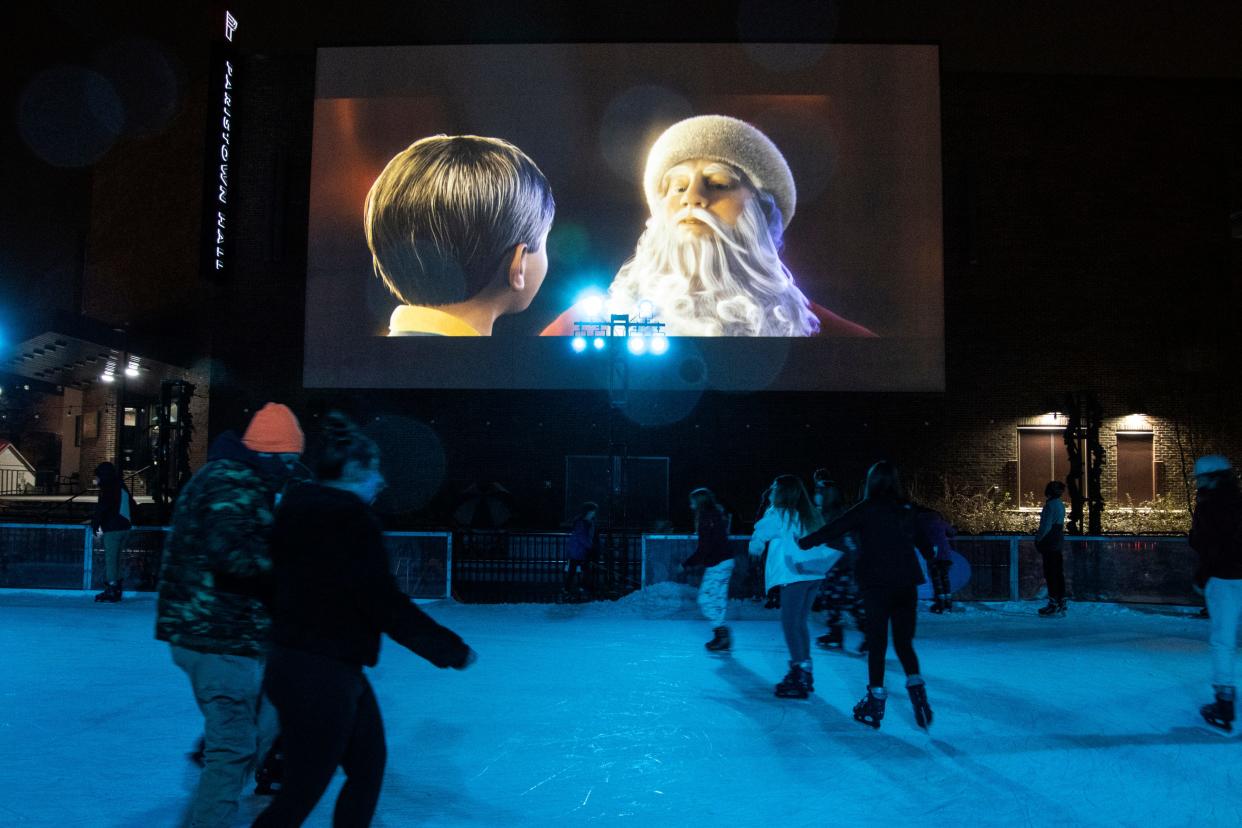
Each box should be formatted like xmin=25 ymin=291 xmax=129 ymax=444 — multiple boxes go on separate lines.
xmin=907 ymin=676 xmax=933 ymax=730
xmin=816 ymin=625 xmax=844 ymax=651
xmin=1037 ymin=599 xmax=1066 ymax=617
xmin=853 ymin=686 xmax=887 ymax=729
xmin=1200 ymin=686 xmax=1235 ymax=734
xmin=705 ymin=626 xmax=731 ymax=652
xmin=774 ymin=663 xmax=812 ymax=698
xmin=94 ymin=581 xmax=122 ymax=603
xmin=930 ymin=595 xmax=953 ymax=614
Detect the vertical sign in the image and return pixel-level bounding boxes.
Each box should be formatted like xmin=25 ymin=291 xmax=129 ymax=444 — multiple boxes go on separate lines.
xmin=201 ymin=8 xmax=239 ymax=281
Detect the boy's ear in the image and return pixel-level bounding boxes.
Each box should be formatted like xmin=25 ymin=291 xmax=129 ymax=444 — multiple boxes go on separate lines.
xmin=506 ymin=243 xmax=529 ymax=291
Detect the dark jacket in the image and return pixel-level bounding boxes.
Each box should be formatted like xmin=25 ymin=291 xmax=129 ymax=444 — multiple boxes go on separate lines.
xmin=91 ymin=463 xmax=132 ymax=533
xmin=566 ymin=516 xmax=595 ymax=561
xmin=269 ymin=482 xmax=470 ymax=669
xmin=915 ymin=507 xmax=957 ymax=563
xmin=1190 ymin=483 xmax=1242 ymax=586
xmin=155 ymin=431 xmax=296 ymax=656
xmin=683 ymin=506 xmax=732 ymax=568
xmin=798 ymin=495 xmax=932 ymax=589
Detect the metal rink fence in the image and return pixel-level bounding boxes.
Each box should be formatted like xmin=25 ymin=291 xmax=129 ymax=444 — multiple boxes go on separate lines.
xmin=385 ymin=532 xmax=451 ymax=599
xmin=0 ymin=523 xmax=92 ymax=589
xmin=0 ymin=525 xmax=1203 ymax=606
xmin=450 ymin=531 xmax=643 ymax=603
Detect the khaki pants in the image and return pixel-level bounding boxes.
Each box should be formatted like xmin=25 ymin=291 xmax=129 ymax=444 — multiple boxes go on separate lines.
xmin=171 ymin=645 xmax=277 ymax=828
xmin=102 ymin=530 xmax=129 ymax=582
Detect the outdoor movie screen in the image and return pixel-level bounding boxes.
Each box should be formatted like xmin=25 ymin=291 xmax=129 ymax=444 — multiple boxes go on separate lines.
xmin=304 ymin=43 xmax=943 ymax=391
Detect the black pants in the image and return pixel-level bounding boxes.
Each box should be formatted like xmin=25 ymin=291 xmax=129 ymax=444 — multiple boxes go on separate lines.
xmin=253 ymin=647 xmax=385 ymax=827
xmin=564 ymin=559 xmax=586 ymax=591
xmin=1040 ymin=545 xmax=1065 ymax=602
xmin=861 ymin=586 xmax=921 ymax=688
xmin=930 ymin=560 xmax=952 ymax=597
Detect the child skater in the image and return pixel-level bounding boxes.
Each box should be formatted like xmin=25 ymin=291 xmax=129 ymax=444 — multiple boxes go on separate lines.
xmin=681 ymin=488 xmax=735 ymax=651
xmin=812 ymin=472 xmax=866 ymax=653
xmin=798 ymin=461 xmax=935 ymax=730
xmin=748 ymin=475 xmax=840 ymax=698
xmin=253 ymin=413 xmax=476 ymax=826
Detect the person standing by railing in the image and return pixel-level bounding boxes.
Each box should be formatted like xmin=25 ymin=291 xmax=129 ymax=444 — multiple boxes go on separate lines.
xmin=682 ymin=487 xmax=735 ymax=651
xmin=1189 ymin=454 xmax=1242 ymax=734
xmin=563 ymin=501 xmax=598 ymax=600
xmin=1035 ymin=481 xmax=1068 ymax=617
xmin=91 ymin=462 xmax=132 ymax=603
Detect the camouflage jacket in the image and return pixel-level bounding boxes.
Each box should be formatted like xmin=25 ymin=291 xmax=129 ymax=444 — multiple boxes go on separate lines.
xmin=155 ymin=431 xmax=297 ymax=656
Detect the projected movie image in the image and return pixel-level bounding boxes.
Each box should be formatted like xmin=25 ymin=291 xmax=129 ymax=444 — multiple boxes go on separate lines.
xmin=305 ymin=44 xmax=943 ymax=390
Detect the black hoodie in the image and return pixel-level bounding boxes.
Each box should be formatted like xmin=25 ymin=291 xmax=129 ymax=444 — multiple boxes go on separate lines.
xmin=1190 ymin=481 xmax=1242 ymax=586
xmin=91 ymin=462 xmax=132 ymax=533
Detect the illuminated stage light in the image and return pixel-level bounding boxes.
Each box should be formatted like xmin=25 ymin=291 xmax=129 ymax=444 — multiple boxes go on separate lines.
xmin=592 ymin=337 xmax=606 ymax=351
xmin=571 ymin=336 xmax=587 ymax=353
xmin=637 ymin=299 xmax=655 ymax=319
xmin=627 ymin=337 xmax=647 ymax=355
xmin=100 ymin=373 xmax=115 ymax=383
xmin=579 ymin=292 xmax=606 ymax=320
xmin=650 ymin=336 xmax=669 ymax=355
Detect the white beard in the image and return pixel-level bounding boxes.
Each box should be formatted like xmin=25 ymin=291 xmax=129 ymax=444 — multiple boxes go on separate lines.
xmin=607 ymin=199 xmax=820 ymax=337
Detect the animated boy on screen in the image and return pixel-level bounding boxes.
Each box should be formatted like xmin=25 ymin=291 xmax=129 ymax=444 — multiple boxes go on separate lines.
xmin=365 ymin=135 xmax=556 ymax=336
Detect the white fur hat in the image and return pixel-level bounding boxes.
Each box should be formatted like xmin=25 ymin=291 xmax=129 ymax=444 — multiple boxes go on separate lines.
xmin=643 ymin=115 xmax=797 ymax=230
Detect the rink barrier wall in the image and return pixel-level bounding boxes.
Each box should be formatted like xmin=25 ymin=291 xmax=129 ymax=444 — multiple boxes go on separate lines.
xmin=0 ymin=526 xmax=1205 ymax=606
xmin=0 ymin=524 xmax=453 ymax=599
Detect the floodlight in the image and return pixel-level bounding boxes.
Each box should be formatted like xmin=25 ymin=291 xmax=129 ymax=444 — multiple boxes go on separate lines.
xmin=571 ymin=336 xmax=587 ymax=353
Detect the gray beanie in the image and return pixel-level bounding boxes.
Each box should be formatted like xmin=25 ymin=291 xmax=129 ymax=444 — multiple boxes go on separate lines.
xmin=643 ymin=115 xmax=797 ymax=229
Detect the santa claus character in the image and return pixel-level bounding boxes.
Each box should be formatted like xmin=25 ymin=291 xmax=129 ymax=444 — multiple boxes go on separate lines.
xmin=542 ymin=115 xmax=874 ymax=337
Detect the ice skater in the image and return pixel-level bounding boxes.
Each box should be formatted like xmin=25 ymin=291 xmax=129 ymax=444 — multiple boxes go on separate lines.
xmin=156 ymin=402 xmax=306 ymax=827
xmin=798 ymin=461 xmax=934 ymax=730
xmin=1188 ymin=454 xmax=1242 ymax=734
xmin=811 ymin=473 xmax=865 ymax=654
xmin=253 ymin=413 xmax=476 ymax=826
xmin=915 ymin=504 xmax=958 ymax=614
xmin=563 ymin=500 xmax=597 ymax=600
xmin=1035 ymin=481 xmax=1068 ymax=617
xmin=748 ymin=475 xmax=839 ymax=698
xmin=90 ymin=462 xmax=133 ymax=603
xmin=681 ymin=487 xmax=735 ymax=651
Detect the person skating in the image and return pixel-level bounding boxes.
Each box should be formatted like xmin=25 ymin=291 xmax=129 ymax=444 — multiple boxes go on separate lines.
xmin=811 ymin=473 xmax=865 ymax=654
xmin=681 ymin=488 xmax=735 ymax=651
xmin=748 ymin=475 xmax=839 ymax=698
xmin=253 ymin=413 xmax=475 ymax=826
xmin=91 ymin=462 xmax=133 ymax=602
xmin=156 ymin=403 xmax=307 ymax=827
xmin=915 ymin=505 xmax=958 ymax=614
xmin=798 ymin=461 xmax=934 ymax=730
xmin=1035 ymin=481 xmax=1068 ymax=617
xmin=562 ymin=501 xmax=597 ymax=601
xmin=1188 ymin=454 xmax=1242 ymax=734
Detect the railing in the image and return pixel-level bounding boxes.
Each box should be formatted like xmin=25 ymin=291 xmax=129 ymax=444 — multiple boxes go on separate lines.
xmin=0 ymin=524 xmax=451 ymax=599
xmin=0 ymin=526 xmax=1204 ymax=606
xmin=0 ymin=468 xmax=35 ymax=495
xmin=641 ymin=534 xmax=1203 ymax=606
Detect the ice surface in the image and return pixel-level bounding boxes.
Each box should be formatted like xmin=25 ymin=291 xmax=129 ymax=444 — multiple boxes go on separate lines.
xmin=0 ymin=589 xmax=1234 ymax=827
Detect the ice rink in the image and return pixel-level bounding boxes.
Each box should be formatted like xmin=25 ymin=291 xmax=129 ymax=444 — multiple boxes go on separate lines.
xmin=0 ymin=588 xmax=1233 ymax=827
